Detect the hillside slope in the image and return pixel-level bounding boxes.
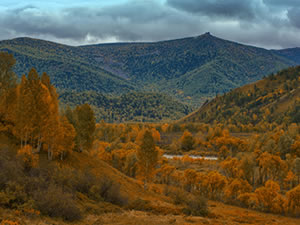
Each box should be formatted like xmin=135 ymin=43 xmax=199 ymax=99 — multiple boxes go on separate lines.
xmin=0 ymin=38 xmax=136 ymax=94
xmin=59 ymin=91 xmax=193 ymax=122
xmin=181 ymin=66 xmax=300 ymax=125
xmin=1 ymin=33 xmax=300 ymax=106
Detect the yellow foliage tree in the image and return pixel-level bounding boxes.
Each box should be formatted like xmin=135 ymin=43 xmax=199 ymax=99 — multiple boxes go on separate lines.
xmin=285 ymin=184 xmax=300 ymax=216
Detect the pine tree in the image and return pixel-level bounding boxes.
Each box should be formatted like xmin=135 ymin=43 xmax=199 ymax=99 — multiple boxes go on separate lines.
xmin=0 ymin=52 xmax=17 ymax=132
xmin=137 ymin=130 xmax=159 ymax=190
xmin=73 ymin=104 xmax=96 ymax=151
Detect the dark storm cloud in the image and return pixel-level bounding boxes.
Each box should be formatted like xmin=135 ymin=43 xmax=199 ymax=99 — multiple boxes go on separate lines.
xmin=167 ymin=0 xmax=256 ymax=20
xmin=0 ymin=0 xmax=300 ymax=49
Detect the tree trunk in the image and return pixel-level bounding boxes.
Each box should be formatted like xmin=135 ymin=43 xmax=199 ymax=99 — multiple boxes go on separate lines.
xmin=48 ymin=145 xmax=53 ymax=160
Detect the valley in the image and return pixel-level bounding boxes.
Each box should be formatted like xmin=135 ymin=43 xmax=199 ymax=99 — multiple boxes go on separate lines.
xmin=0 ymin=38 xmax=300 ymax=225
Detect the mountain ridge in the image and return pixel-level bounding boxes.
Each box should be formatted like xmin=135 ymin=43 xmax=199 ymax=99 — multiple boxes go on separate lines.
xmin=1 ymin=33 xmax=300 ymax=113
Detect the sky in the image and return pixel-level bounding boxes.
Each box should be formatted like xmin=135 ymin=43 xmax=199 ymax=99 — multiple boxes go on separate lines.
xmin=1 ymin=0 xmax=300 ymax=49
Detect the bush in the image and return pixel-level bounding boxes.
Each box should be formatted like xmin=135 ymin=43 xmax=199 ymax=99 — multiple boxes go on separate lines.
xmin=0 ymin=182 xmax=28 ymax=209
xmin=127 ymin=198 xmax=151 ymax=211
xmin=183 ymin=195 xmax=209 ymax=217
xmin=34 ymin=185 xmax=82 ymax=221
xmin=98 ymin=177 xmax=128 ymax=206
xmin=168 ymin=189 xmax=189 ymax=205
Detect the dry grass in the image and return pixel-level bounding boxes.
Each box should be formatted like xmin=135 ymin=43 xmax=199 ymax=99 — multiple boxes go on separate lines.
xmin=2 ymin=201 xmax=300 ymax=225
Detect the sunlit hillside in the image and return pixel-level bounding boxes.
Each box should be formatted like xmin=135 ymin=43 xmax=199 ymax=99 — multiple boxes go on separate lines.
xmin=182 ymin=66 xmax=300 ymax=125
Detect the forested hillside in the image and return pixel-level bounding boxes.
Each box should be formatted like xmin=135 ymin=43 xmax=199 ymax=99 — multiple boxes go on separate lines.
xmin=59 ymin=91 xmax=192 ymax=122
xmin=182 ymin=66 xmax=300 ymax=125
xmin=1 ymin=33 xmax=300 ymax=108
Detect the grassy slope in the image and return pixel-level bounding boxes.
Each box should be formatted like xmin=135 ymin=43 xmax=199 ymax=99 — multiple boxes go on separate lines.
xmin=181 ymin=66 xmax=300 ymax=124
xmin=2 ymin=199 xmax=300 ymax=225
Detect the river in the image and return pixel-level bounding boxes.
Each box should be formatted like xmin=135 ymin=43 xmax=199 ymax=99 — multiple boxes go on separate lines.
xmin=163 ymin=154 xmax=218 ymax=160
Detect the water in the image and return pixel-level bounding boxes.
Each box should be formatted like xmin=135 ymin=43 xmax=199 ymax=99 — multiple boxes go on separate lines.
xmin=163 ymin=154 xmax=218 ymax=160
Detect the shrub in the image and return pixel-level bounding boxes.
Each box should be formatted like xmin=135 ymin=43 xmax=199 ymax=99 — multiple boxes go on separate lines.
xmin=127 ymin=198 xmax=151 ymax=211
xmin=169 ymin=189 xmax=189 ymax=205
xmin=98 ymin=177 xmax=128 ymax=206
xmin=183 ymin=195 xmax=209 ymax=217
xmin=0 ymin=182 xmax=28 ymax=209
xmin=34 ymin=185 xmax=82 ymax=221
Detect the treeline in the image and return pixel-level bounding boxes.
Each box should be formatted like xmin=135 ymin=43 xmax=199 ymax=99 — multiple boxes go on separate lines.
xmin=59 ymin=91 xmax=192 ymax=122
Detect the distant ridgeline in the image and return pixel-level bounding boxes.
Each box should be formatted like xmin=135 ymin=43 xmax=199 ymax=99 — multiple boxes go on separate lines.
xmin=1 ymin=33 xmax=300 ymax=111
xmin=181 ymin=66 xmax=300 ymax=125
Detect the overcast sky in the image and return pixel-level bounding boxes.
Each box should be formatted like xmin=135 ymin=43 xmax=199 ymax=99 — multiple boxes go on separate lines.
xmin=1 ymin=0 xmax=300 ymax=49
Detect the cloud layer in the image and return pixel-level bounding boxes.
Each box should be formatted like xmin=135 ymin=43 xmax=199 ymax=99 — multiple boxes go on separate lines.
xmin=0 ymin=0 xmax=300 ymax=49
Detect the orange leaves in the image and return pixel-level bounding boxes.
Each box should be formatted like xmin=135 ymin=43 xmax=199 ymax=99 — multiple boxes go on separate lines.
xmin=17 ymin=145 xmax=39 ymax=169
xmin=183 ymin=169 xmax=198 ymax=192
xmin=238 ymin=192 xmax=258 ymax=209
xmin=201 ymin=171 xmax=227 ymax=200
xmin=224 ymin=179 xmax=252 ymax=203
xmin=285 ymin=184 xmax=300 ymax=216
xmin=180 ymin=130 xmax=195 ymax=151
xmin=257 ymin=152 xmax=287 ymax=182
xmin=291 ymin=136 xmax=300 ymax=157
xmin=284 ymin=171 xmax=297 ymax=189
xmin=255 ymin=180 xmax=282 ymax=213
xmin=136 ymin=128 xmax=161 ymax=145
xmin=0 ymin=220 xmax=20 ymax=225
xmin=220 ymin=157 xmax=243 ymax=179
xmin=156 ymin=164 xmax=176 ymax=184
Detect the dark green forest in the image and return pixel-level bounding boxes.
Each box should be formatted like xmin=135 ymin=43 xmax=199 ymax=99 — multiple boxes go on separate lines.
xmin=59 ymin=91 xmax=192 ymax=122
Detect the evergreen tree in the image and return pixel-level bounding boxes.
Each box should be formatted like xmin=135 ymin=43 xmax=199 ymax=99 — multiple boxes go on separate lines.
xmin=137 ymin=130 xmax=159 ymax=190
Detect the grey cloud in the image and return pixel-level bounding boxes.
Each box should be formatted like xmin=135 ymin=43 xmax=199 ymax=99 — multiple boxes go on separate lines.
xmin=263 ymin=0 xmax=300 ymax=7
xmin=287 ymin=7 xmax=300 ymax=29
xmin=0 ymin=1 xmax=204 ymax=44
xmin=167 ymin=0 xmax=256 ymax=20
xmin=0 ymin=0 xmax=300 ymax=49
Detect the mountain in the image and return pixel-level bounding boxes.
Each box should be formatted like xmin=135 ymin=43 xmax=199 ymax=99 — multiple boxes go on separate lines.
xmin=181 ymin=66 xmax=300 ymax=125
xmin=80 ymin=32 xmax=299 ymax=104
xmin=59 ymin=91 xmax=192 ymax=122
xmin=0 ymin=37 xmax=136 ymax=94
xmin=1 ymin=33 xmax=300 ymax=110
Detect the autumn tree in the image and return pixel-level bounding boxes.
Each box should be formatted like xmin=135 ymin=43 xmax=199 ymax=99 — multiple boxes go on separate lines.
xmin=224 ymin=178 xmax=252 ymax=203
xmin=180 ymin=130 xmax=195 ymax=151
xmin=17 ymin=145 xmax=39 ymax=171
xmin=257 ymin=152 xmax=287 ymax=184
xmin=240 ymin=154 xmax=256 ymax=185
xmin=255 ymin=180 xmax=284 ymax=213
xmin=285 ymin=184 xmax=300 ymax=216
xmin=55 ymin=116 xmax=76 ymax=160
xmin=294 ymin=158 xmax=300 ymax=184
xmin=137 ymin=130 xmax=159 ymax=190
xmin=220 ymin=157 xmax=242 ymax=179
